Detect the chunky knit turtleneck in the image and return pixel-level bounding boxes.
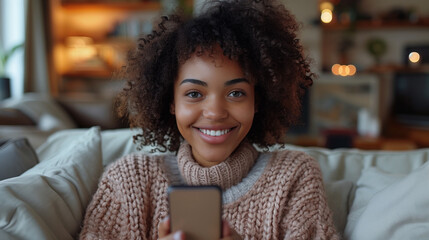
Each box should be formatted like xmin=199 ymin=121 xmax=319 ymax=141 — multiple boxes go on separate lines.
xmin=80 ymin=144 xmax=339 ymax=240
xmin=177 ymin=142 xmax=258 ymax=190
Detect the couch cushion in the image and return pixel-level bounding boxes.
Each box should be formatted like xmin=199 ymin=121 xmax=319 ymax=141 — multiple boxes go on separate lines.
xmin=284 ymin=145 xmax=429 ymax=183
xmin=0 ymin=138 xmax=39 ymax=180
xmin=0 ymin=126 xmax=56 ymax=149
xmin=0 ymin=127 xmax=102 ymax=240
xmin=345 ymin=162 xmax=429 ymax=240
xmin=37 ymin=128 xmax=149 ymax=167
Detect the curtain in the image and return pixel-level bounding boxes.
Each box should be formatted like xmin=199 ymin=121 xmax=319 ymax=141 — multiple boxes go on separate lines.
xmin=24 ymin=0 xmax=53 ymax=94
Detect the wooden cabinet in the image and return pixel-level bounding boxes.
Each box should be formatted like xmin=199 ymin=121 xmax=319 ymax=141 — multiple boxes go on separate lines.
xmin=50 ymin=0 xmax=162 ymax=97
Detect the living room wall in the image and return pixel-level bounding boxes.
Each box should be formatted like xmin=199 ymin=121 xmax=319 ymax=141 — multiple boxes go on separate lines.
xmin=282 ymin=0 xmax=429 ymax=146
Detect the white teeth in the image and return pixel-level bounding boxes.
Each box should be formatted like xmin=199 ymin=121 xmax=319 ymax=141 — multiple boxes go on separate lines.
xmin=199 ymin=128 xmax=231 ymax=136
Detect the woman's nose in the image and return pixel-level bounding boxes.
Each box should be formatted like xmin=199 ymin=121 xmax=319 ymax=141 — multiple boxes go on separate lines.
xmin=202 ymin=97 xmax=228 ymax=120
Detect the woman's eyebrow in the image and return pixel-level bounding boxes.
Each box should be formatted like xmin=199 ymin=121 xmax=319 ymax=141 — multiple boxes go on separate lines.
xmin=179 ymin=78 xmax=249 ymax=86
xmin=180 ymin=79 xmax=207 ymax=86
xmin=225 ymin=78 xmax=249 ymax=86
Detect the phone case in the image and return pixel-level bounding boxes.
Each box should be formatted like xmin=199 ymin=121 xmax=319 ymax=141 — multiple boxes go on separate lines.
xmin=168 ymin=185 xmax=222 ymax=240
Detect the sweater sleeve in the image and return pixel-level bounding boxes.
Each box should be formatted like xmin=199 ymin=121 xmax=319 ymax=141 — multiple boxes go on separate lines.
xmin=79 ymin=155 xmax=157 ymax=240
xmin=280 ymin=153 xmax=339 ymax=240
xmin=79 ymin=160 xmax=123 ymax=240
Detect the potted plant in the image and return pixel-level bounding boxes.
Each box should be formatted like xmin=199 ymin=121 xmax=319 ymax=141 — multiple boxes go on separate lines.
xmin=0 ymin=43 xmax=24 ymax=99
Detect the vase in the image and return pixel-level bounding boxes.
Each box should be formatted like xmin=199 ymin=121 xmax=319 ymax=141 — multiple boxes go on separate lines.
xmin=0 ymin=77 xmax=11 ymax=100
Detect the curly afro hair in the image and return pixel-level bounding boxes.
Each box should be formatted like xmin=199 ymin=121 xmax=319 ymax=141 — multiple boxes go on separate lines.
xmin=115 ymin=0 xmax=314 ymax=152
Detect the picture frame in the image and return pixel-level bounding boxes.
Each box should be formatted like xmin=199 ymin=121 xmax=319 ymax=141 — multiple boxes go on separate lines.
xmin=309 ymin=73 xmax=380 ymax=136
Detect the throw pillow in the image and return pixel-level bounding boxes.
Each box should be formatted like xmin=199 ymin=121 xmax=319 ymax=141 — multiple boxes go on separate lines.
xmin=344 ymin=167 xmax=405 ymax=237
xmin=0 ymin=138 xmax=39 ymax=180
xmin=345 ymin=162 xmax=429 ymax=240
xmin=0 ymin=127 xmax=103 ymax=240
xmin=37 ymin=128 xmax=160 ymax=167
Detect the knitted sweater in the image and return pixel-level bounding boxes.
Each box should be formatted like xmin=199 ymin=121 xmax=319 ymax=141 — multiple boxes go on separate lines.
xmin=79 ymin=142 xmax=338 ymax=240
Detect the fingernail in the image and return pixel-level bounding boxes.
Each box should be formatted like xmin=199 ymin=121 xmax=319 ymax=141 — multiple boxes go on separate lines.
xmin=162 ymin=216 xmax=170 ymax=222
xmin=173 ymin=231 xmax=183 ymax=240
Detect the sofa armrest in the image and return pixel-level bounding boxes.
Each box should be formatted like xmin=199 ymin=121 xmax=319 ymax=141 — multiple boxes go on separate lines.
xmin=56 ymin=97 xmax=128 ymax=130
xmin=0 ymin=108 xmax=35 ymax=126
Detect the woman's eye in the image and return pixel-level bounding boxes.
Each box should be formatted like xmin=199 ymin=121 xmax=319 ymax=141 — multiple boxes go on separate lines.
xmin=186 ymin=91 xmax=202 ymax=98
xmin=228 ymin=91 xmax=245 ymax=98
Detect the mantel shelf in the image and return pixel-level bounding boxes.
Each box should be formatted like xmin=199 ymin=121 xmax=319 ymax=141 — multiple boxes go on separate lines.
xmin=61 ymin=1 xmax=161 ymax=11
xmin=322 ymin=18 xmax=429 ymax=31
xmin=62 ymin=69 xmax=115 ymax=78
xmin=363 ymin=64 xmax=429 ymax=74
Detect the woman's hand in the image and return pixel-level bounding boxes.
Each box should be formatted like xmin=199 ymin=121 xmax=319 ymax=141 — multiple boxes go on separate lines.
xmin=221 ymin=221 xmax=242 ymax=240
xmin=158 ymin=217 xmax=241 ymax=240
xmin=158 ymin=217 xmax=185 ymax=240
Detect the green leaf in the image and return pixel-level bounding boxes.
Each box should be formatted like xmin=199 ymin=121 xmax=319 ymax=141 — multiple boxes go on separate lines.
xmin=0 ymin=48 xmax=5 ymax=65
xmin=3 ymin=43 xmax=24 ymax=65
xmin=0 ymin=43 xmax=24 ymax=76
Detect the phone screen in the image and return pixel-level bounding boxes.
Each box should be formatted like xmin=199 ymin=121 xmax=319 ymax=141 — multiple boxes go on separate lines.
xmin=168 ymin=185 xmax=222 ymax=240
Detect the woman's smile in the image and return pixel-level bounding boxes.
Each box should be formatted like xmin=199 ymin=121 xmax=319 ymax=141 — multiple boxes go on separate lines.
xmin=198 ymin=128 xmax=232 ymax=137
xmin=194 ymin=126 xmax=237 ymax=144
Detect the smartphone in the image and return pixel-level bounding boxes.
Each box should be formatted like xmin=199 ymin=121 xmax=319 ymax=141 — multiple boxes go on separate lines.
xmin=168 ymin=185 xmax=222 ymax=240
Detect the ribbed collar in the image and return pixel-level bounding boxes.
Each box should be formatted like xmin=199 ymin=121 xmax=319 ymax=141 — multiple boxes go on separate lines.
xmin=177 ymin=141 xmax=259 ymax=190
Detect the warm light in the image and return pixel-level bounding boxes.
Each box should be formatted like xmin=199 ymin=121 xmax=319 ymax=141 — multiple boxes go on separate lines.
xmin=320 ymin=2 xmax=334 ymax=11
xmin=66 ymin=36 xmax=94 ymax=47
xmin=66 ymin=36 xmax=97 ymax=65
xmin=409 ymin=52 xmax=421 ymax=63
xmin=69 ymin=47 xmax=97 ymax=61
xmin=332 ymin=64 xmax=341 ymax=75
xmin=348 ymin=64 xmax=357 ymax=76
xmin=54 ymin=44 xmax=68 ymax=74
xmin=321 ymin=9 xmax=333 ymax=23
xmin=332 ymin=64 xmax=357 ymax=76
xmin=338 ymin=65 xmax=348 ymax=76
xmin=61 ymin=9 xmax=127 ymax=40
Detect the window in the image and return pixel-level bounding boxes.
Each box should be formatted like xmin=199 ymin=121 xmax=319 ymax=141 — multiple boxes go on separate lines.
xmin=0 ymin=0 xmax=26 ymax=98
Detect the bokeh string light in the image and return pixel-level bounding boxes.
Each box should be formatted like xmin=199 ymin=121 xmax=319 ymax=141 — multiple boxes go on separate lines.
xmin=409 ymin=51 xmax=420 ymax=63
xmin=320 ymin=1 xmax=334 ymax=24
xmin=332 ymin=64 xmax=357 ymax=76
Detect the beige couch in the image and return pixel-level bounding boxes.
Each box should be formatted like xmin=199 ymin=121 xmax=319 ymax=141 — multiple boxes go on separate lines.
xmin=1 ymin=127 xmax=428 ymax=239
xmin=0 ymin=93 xmax=127 ymax=149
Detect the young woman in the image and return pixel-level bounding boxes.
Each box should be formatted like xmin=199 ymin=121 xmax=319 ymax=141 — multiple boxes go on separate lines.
xmin=79 ymin=0 xmax=338 ymax=239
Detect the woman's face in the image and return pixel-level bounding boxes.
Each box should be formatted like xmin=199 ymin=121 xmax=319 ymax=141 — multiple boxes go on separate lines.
xmin=172 ymin=51 xmax=255 ymax=167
